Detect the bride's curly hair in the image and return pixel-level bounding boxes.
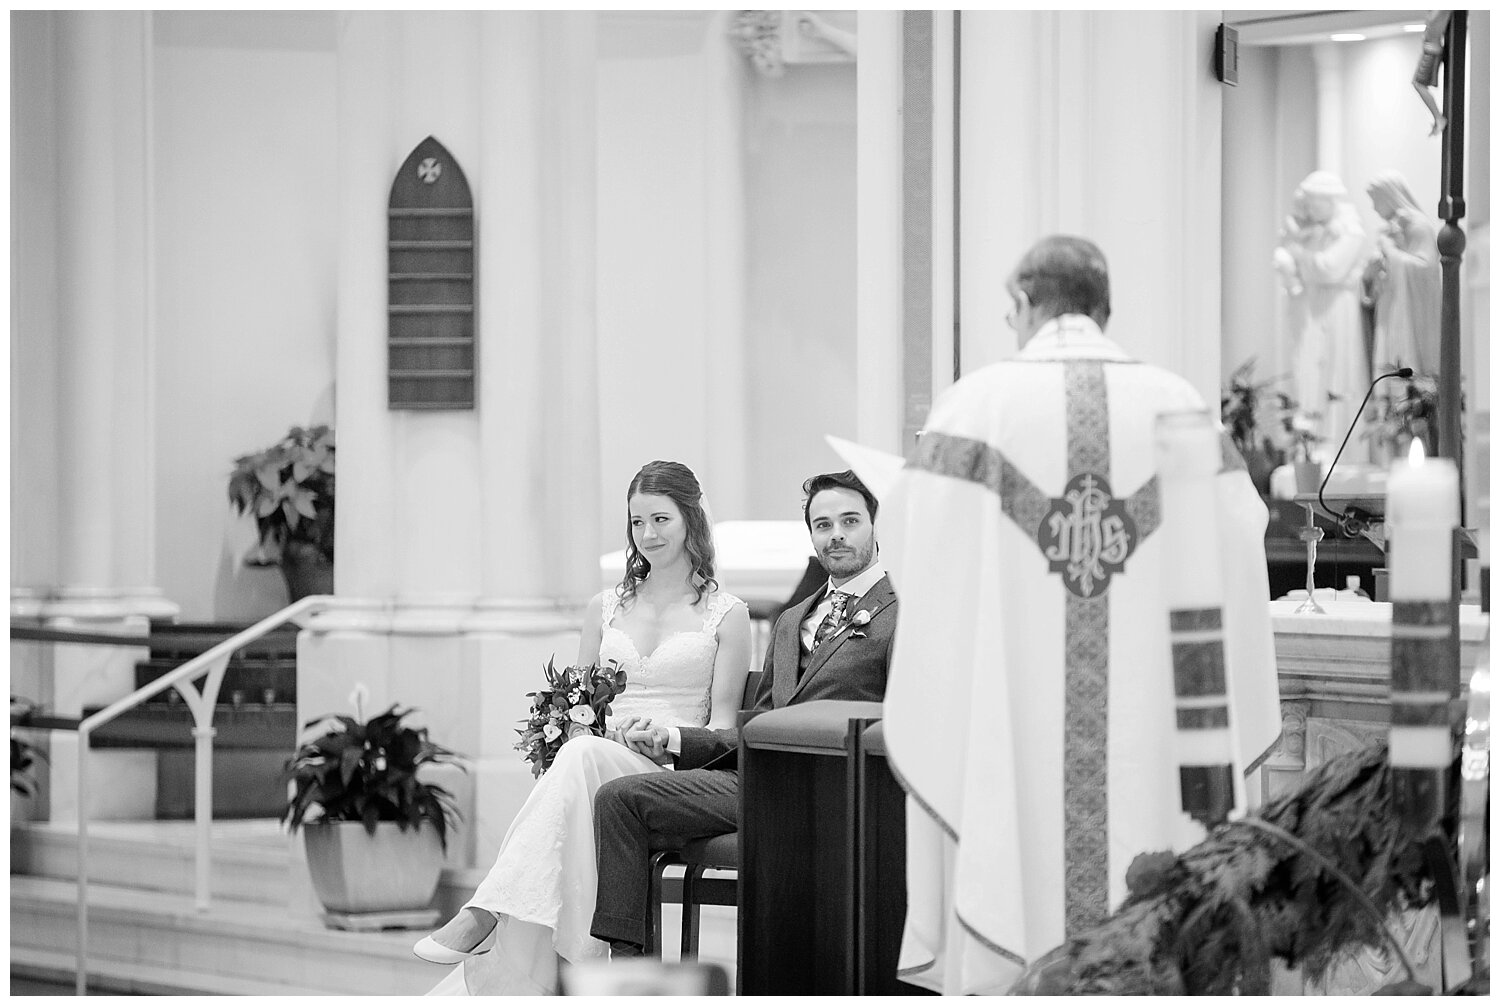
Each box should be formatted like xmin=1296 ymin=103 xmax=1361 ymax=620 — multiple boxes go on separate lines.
xmin=618 ymin=460 xmax=718 ymax=606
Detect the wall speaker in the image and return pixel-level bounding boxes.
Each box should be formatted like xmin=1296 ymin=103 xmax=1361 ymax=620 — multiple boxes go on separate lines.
xmin=1215 ymin=23 xmax=1239 ymax=86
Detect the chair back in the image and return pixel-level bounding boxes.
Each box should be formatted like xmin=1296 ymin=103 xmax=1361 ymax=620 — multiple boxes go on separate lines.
xmin=741 ymin=670 xmax=764 ymax=710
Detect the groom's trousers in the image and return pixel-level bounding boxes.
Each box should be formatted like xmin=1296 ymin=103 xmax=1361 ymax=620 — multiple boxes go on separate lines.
xmin=590 ymin=767 xmax=739 ymax=948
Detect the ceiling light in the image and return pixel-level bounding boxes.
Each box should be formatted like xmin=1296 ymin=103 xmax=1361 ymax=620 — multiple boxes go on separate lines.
xmin=1404 ymin=24 xmax=1427 ymax=33
xmin=1330 ymin=33 xmax=1366 ymax=42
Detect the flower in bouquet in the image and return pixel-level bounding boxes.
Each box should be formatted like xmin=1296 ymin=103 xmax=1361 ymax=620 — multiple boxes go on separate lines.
xmin=514 ymin=657 xmax=628 ymax=778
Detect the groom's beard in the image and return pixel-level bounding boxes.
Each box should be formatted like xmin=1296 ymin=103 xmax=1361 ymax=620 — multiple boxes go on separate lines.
xmin=819 ymin=537 xmax=876 ymax=580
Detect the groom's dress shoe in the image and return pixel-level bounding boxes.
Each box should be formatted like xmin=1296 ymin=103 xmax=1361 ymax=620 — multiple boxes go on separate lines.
xmin=413 ymin=933 xmax=491 ymax=965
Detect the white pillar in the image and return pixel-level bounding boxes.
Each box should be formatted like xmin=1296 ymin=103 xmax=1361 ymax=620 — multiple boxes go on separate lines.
xmin=55 ymin=12 xmax=124 ymax=597
xmin=307 ymin=11 xmax=603 ymax=867
xmin=1312 ymin=43 xmax=1344 ymax=178
xmin=928 ymin=12 xmax=956 ymax=412
xmin=11 ymin=12 xmax=63 ymax=595
xmin=702 ymin=11 xmax=751 ymax=515
xmin=855 ymin=11 xmax=904 ymax=455
xmin=29 ymin=11 xmax=172 ymax=820
xmin=955 ymin=11 xmax=1224 ymax=401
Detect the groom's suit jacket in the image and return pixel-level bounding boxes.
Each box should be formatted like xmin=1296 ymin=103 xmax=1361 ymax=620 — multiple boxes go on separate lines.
xmin=675 ymin=573 xmax=898 ymax=771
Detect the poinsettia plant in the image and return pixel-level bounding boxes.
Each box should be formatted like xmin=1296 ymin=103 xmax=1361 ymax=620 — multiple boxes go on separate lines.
xmin=228 ymin=424 xmax=335 ymax=566
xmin=282 ymin=688 xmax=464 ymax=851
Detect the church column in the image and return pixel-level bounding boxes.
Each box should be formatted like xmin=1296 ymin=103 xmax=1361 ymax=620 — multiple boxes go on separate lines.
xmin=29 ymin=11 xmax=174 ymax=821
xmin=1311 ymin=43 xmax=1344 ymax=178
xmin=855 ymin=11 xmax=904 ymax=454
xmin=304 ymin=11 xmax=602 ymax=868
xmin=702 ymin=11 xmax=751 ymax=513
xmin=468 ymin=9 xmax=603 ymax=863
xmin=953 ymin=11 xmax=1224 ymax=401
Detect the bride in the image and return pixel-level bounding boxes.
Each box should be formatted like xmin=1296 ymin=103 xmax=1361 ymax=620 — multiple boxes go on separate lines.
xmin=418 ymin=460 xmax=750 ymax=994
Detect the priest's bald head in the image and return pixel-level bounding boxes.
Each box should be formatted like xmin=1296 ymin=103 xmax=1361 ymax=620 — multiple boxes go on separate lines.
xmin=1005 ymin=235 xmax=1111 ymax=345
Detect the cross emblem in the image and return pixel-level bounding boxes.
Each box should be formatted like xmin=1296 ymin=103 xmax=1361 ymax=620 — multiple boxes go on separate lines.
xmin=417 ymin=157 xmax=442 ymax=184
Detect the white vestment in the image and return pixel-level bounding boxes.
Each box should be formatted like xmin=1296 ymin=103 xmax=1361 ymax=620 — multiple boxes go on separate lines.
xmin=879 ymin=317 xmax=1283 ymax=995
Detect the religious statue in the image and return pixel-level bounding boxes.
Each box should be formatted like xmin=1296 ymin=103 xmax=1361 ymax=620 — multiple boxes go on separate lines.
xmin=1363 ymin=170 xmax=1441 ymax=379
xmin=1271 ymin=171 xmax=1371 ymax=461
xmin=1412 ymin=11 xmax=1453 ymax=137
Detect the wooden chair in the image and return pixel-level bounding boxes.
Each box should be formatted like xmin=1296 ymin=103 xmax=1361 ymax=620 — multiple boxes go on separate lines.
xmin=644 ymin=669 xmax=762 ymax=959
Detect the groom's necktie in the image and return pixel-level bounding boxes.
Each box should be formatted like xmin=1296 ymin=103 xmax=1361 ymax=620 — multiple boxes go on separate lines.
xmin=812 ymin=591 xmax=851 ymax=650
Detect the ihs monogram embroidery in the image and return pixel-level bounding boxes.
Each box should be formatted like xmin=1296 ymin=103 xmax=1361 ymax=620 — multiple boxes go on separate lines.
xmin=1038 ymin=472 xmax=1138 ymax=598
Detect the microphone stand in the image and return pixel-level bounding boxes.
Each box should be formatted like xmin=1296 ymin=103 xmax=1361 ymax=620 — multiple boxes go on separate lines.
xmin=1316 ymin=368 xmax=1414 ymax=538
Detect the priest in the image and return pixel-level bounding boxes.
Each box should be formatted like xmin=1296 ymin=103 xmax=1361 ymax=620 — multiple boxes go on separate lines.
xmin=879 ymin=235 xmax=1283 ymax=995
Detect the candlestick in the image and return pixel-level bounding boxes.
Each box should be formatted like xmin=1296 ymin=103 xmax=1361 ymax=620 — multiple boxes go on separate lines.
xmin=1293 ymin=502 xmax=1326 ymax=614
xmin=1155 ymin=410 xmax=1233 ymax=828
xmin=1472 ymin=408 xmax=1489 ymax=612
xmin=1387 ymin=439 xmax=1461 ymax=834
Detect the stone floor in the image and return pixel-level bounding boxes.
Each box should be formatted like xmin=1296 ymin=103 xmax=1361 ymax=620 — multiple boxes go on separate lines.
xmin=9 ymin=974 xmax=137 ymax=995
xmin=12 ymin=818 xmax=740 ymax=996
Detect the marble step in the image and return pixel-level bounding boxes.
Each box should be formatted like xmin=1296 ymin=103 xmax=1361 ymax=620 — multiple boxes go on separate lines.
xmin=10 ymin=874 xmax=442 ymax=995
xmin=12 ymin=819 xmax=294 ymax=906
xmin=11 ymin=818 xmax=741 ymax=994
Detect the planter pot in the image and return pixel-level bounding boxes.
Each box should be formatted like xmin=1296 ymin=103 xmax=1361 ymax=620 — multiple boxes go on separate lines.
xmin=280 ymin=542 xmax=333 ymax=602
xmin=11 ymin=788 xmax=33 ymax=827
xmin=1292 ymin=460 xmax=1323 ymax=495
xmin=303 ymin=819 xmax=444 ymax=916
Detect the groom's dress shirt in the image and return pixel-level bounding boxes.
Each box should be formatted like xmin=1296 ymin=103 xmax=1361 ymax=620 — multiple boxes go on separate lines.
xmin=800 ymin=563 xmax=887 ymax=653
xmin=662 ymin=561 xmax=886 ymax=757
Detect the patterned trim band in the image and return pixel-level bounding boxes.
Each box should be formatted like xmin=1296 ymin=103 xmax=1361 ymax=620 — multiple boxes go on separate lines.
xmin=1170 ymin=607 xmax=1223 ymax=632
xmin=1176 ymin=706 xmax=1231 ymax=729
xmin=1171 ymin=641 xmax=1228 ymax=696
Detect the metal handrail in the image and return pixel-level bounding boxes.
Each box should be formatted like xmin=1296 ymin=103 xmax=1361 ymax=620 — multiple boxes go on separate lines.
xmin=66 ymin=595 xmax=333 ymax=996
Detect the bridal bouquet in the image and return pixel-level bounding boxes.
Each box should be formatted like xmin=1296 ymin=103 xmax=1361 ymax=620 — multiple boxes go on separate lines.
xmin=515 ymin=657 xmax=629 ymax=778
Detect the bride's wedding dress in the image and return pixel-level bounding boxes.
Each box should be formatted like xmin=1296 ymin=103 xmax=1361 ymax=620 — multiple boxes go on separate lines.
xmin=427 ymin=589 xmax=741 ymax=995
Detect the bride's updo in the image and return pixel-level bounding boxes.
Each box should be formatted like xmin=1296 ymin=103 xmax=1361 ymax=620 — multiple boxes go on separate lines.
xmin=620 ymin=460 xmax=719 ymax=605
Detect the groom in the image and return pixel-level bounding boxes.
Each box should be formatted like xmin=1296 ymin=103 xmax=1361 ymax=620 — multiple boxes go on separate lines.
xmin=589 ymin=469 xmax=898 ymax=957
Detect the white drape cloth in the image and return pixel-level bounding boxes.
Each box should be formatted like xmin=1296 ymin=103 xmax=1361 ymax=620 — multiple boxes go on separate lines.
xmin=880 ymin=318 xmax=1283 ymax=995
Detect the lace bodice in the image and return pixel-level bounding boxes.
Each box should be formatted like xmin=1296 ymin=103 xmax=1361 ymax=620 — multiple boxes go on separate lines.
xmin=597 ymin=588 xmax=741 ymax=730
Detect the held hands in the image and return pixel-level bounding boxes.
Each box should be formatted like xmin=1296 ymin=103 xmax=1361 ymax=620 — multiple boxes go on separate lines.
xmin=609 ymin=715 xmax=673 ymax=764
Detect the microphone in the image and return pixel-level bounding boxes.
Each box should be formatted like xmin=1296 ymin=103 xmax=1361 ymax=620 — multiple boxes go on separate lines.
xmin=1317 ymin=367 xmax=1414 ymax=536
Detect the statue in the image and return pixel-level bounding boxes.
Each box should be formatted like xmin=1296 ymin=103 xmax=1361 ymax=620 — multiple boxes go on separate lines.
xmin=1363 ymin=170 xmax=1441 ymax=379
xmin=1412 ymin=11 xmax=1453 ymax=137
xmin=1272 ymin=171 xmax=1371 ymax=462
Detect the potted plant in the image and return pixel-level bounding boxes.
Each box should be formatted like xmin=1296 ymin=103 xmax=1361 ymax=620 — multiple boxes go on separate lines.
xmin=283 ymin=687 xmax=466 ymax=923
xmin=228 ymin=424 xmax=335 ymax=601
xmin=1220 ymin=357 xmax=1288 ymax=495
xmin=11 ymin=696 xmax=47 ymax=826
xmin=1279 ymin=401 xmax=1325 ymax=495
xmin=1363 ymin=374 xmax=1439 ymax=465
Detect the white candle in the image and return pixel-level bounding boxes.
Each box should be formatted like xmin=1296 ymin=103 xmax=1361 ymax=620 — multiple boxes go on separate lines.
xmin=1155 ymin=410 xmax=1233 ymax=826
xmin=1386 ymin=438 xmax=1460 ymax=776
xmin=1472 ymin=408 xmax=1490 ymax=575
xmin=1387 ymin=440 xmax=1460 ymax=601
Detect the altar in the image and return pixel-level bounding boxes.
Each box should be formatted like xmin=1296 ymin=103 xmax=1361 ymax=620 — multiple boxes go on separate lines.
xmin=1259 ymin=597 xmax=1488 ymax=798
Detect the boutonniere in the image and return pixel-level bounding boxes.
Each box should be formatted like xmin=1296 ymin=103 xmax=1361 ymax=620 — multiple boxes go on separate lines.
xmin=847 ymin=608 xmax=874 ymax=639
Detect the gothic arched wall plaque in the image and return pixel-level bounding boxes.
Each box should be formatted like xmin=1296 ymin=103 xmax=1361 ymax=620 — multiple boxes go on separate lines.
xmin=387 ymin=136 xmax=475 ymax=409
